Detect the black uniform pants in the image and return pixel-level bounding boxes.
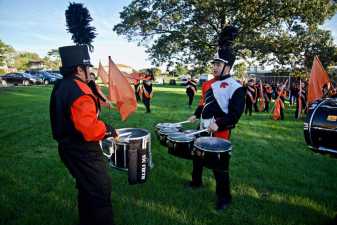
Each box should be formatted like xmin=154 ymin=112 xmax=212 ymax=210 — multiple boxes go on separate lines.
xmin=143 ymin=98 xmax=151 ymax=112
xmin=264 ymin=101 xmax=269 ymax=112
xmin=191 ymin=152 xmax=231 ymax=200
xmin=245 ymin=98 xmax=253 ymax=116
xmin=187 ymin=92 xmax=195 ymax=106
xmin=253 ymin=100 xmax=259 ymax=112
xmin=58 ymin=142 xmax=114 ymax=225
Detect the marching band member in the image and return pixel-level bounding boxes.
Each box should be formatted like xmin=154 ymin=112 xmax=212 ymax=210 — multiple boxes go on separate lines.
xmin=245 ymin=78 xmax=256 ymax=116
xmin=134 ymin=78 xmax=141 ymax=102
xmin=140 ymin=71 xmax=154 ymax=113
xmin=264 ymin=83 xmax=273 ymax=112
xmin=295 ymin=81 xmax=306 ymax=119
xmin=49 ymin=4 xmax=118 ymax=225
xmin=186 ymin=77 xmax=198 ymax=108
xmin=187 ymin=26 xmax=245 ymax=210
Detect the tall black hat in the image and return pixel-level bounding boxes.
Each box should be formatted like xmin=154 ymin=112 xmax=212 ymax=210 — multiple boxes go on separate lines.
xmin=211 ymin=25 xmax=238 ymax=68
xmin=59 ymin=45 xmax=92 ymax=67
xmin=59 ymin=2 xmax=96 ymax=69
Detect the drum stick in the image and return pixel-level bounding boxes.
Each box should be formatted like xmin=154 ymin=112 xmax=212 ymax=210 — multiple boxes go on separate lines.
xmin=175 ymin=120 xmax=190 ymax=125
xmin=185 ymin=128 xmax=208 ymax=136
xmin=119 ymin=132 xmax=132 ymax=137
xmin=175 ymin=119 xmax=199 ymax=125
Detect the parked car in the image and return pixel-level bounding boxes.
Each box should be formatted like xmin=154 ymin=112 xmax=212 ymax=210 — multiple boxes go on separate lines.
xmin=0 ymin=72 xmax=37 ymax=86
xmin=27 ymin=71 xmax=59 ymax=84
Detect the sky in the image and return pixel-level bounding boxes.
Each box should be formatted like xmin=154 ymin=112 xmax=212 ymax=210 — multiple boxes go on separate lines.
xmin=0 ymin=0 xmax=337 ymax=70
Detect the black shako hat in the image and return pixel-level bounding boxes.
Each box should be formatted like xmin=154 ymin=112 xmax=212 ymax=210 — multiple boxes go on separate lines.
xmin=59 ymin=45 xmax=93 ymax=68
xmin=211 ymin=25 xmax=238 ymax=68
xmin=211 ymin=47 xmax=236 ymax=68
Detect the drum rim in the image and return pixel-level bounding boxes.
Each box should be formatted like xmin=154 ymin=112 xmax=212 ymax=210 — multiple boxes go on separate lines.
xmin=116 ymin=128 xmax=151 ymax=141
xmin=193 ymin=136 xmax=232 ymax=152
xmin=193 ymin=145 xmax=232 ymax=152
xmin=155 ymin=123 xmax=182 ymax=129
xmin=158 ymin=128 xmax=180 ymax=135
xmin=167 ymin=135 xmax=195 ymax=143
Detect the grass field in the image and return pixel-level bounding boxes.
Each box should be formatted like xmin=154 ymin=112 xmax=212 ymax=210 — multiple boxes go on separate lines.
xmin=0 ymin=85 xmax=336 ymax=225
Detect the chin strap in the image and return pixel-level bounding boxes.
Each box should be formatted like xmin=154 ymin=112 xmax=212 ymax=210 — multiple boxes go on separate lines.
xmin=219 ymin=64 xmax=229 ymax=80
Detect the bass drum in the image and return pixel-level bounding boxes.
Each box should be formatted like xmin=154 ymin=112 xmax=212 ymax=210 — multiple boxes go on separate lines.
xmin=304 ymin=98 xmax=337 ymax=154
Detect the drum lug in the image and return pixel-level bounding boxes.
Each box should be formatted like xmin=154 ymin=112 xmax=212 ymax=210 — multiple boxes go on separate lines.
xmin=217 ymin=153 xmax=220 ymax=159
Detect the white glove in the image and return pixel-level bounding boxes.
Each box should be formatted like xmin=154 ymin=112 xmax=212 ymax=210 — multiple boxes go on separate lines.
xmin=208 ymin=121 xmax=219 ymax=133
xmin=188 ymin=115 xmax=197 ymax=123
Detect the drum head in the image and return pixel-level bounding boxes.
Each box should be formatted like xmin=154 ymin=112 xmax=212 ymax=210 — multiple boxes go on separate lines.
xmin=156 ymin=123 xmax=182 ymax=129
xmin=183 ymin=129 xmax=198 ymax=134
xmin=158 ymin=127 xmax=180 ymax=135
xmin=117 ymin=128 xmax=149 ymax=140
xmin=194 ymin=137 xmax=232 ymax=152
xmin=167 ymin=132 xmax=185 ymax=138
xmin=167 ymin=134 xmax=194 ymax=142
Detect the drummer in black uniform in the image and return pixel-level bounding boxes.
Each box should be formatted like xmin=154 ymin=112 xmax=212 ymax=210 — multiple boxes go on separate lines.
xmin=187 ymin=26 xmax=245 ymax=210
xmin=49 ymin=4 xmax=118 ymax=224
xmin=186 ymin=77 xmax=198 ymax=108
xmin=140 ymin=70 xmax=154 ymax=113
xmin=245 ymin=78 xmax=256 ymax=116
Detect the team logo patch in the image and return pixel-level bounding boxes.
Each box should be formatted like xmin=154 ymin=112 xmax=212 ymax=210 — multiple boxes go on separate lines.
xmin=220 ymin=82 xmax=229 ymax=88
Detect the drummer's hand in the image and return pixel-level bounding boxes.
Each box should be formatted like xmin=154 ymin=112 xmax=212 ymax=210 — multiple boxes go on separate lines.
xmin=105 ymin=124 xmax=118 ymax=138
xmin=208 ymin=122 xmax=219 ymax=133
xmin=113 ymin=130 xmax=120 ymax=141
xmin=188 ymin=115 xmax=197 ymax=123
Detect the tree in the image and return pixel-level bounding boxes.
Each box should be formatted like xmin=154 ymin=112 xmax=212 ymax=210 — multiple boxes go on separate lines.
xmin=44 ymin=49 xmax=61 ymax=69
xmin=233 ymin=62 xmax=247 ymax=80
xmin=174 ymin=63 xmax=188 ymax=76
xmin=14 ymin=52 xmax=41 ymax=71
xmin=0 ymin=40 xmax=16 ymax=67
xmin=152 ymin=67 xmax=161 ymax=77
xmin=114 ymin=0 xmax=337 ymax=67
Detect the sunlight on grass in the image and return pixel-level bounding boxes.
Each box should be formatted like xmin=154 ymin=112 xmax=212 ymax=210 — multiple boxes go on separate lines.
xmin=0 ymin=85 xmax=336 ymax=225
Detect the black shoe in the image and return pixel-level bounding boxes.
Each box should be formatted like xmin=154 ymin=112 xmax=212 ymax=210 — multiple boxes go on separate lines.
xmin=185 ymin=181 xmax=202 ymax=189
xmin=215 ymin=198 xmax=231 ymax=210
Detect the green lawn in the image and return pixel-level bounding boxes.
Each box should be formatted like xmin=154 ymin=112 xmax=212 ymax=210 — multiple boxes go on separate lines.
xmin=0 ymin=85 xmax=336 ymax=225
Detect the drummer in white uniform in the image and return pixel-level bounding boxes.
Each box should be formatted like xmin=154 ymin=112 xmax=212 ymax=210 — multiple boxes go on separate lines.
xmin=187 ymin=26 xmax=245 ymax=210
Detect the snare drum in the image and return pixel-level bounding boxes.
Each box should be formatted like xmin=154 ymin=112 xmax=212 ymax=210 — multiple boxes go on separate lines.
xmin=158 ymin=127 xmax=180 ymax=146
xmin=101 ymin=128 xmax=152 ymax=184
xmin=183 ymin=129 xmax=201 ymax=138
xmin=155 ymin=123 xmax=182 ymax=136
xmin=192 ymin=137 xmax=232 ymax=170
xmin=167 ymin=134 xmax=195 ymax=160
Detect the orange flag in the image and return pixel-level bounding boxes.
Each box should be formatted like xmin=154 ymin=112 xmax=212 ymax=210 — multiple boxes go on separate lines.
xmin=272 ymin=99 xmax=282 ymax=120
xmin=272 ymin=80 xmax=287 ymax=120
xmin=97 ymin=61 xmax=109 ymax=85
xmin=108 ymin=56 xmax=137 ymax=121
xmin=307 ymin=56 xmax=330 ymax=104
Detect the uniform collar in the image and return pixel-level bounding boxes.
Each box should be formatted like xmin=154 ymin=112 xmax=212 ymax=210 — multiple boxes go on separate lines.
xmin=218 ymin=74 xmax=231 ymax=81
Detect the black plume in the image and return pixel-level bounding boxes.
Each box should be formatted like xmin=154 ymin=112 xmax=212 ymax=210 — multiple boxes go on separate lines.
xmin=218 ymin=25 xmax=239 ymax=48
xmin=65 ymin=2 xmax=97 ymax=51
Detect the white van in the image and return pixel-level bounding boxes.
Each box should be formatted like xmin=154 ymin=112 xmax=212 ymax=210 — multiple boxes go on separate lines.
xmin=198 ymin=74 xmax=212 ymax=85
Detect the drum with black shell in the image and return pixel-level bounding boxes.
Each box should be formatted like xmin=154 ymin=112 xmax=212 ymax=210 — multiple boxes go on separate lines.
xmin=192 ymin=137 xmax=232 ymax=170
xmin=155 ymin=123 xmax=182 ymax=137
xmin=101 ymin=128 xmax=152 ymax=184
xmin=167 ymin=134 xmax=195 ymax=160
xmin=158 ymin=127 xmax=180 ymax=146
xmin=304 ymin=98 xmax=337 ymax=154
